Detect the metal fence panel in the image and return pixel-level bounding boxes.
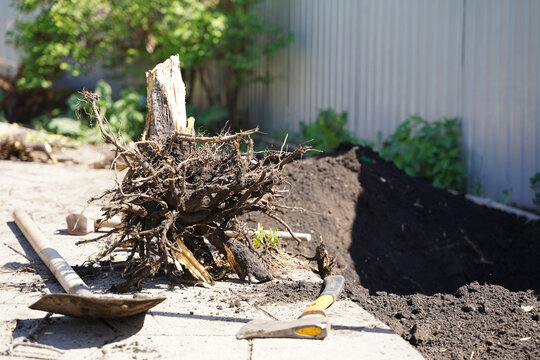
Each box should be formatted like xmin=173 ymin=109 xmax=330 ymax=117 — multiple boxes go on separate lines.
xmin=243 ymin=0 xmax=540 ymax=207
xmin=462 ymin=0 xmax=540 ymax=205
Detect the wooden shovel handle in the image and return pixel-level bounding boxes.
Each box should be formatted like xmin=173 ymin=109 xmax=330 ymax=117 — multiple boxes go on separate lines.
xmin=13 ymin=209 xmax=93 ymax=297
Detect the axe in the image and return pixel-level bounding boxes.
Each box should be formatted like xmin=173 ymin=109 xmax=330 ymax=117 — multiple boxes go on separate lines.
xmin=236 ymin=275 xmax=345 ymax=340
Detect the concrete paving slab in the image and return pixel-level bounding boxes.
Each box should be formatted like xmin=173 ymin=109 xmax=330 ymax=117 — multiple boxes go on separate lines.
xmin=0 ymin=160 xmax=424 ymax=359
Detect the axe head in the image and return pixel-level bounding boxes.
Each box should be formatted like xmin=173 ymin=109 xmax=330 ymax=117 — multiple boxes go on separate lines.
xmin=236 ymin=316 xmax=330 ymax=340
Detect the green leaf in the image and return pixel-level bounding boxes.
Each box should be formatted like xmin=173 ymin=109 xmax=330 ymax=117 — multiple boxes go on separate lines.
xmin=381 ymin=116 xmax=465 ymax=190
xmin=10 ymin=0 xmax=291 ymax=126
xmin=47 ymin=117 xmax=83 ymax=137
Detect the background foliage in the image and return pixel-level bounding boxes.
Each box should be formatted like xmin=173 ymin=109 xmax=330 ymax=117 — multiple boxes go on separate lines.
xmin=9 ymin=0 xmax=291 ymax=130
xmin=285 ymin=108 xmax=360 ymax=154
xmin=32 ymin=80 xmax=146 ymax=143
xmin=380 ymin=116 xmax=465 ymax=190
xmin=281 ymin=111 xmax=465 ymax=191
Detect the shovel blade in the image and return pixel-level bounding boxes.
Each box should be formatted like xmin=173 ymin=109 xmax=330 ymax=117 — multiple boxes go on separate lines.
xmin=29 ymin=294 xmax=166 ymax=318
xmin=236 ymin=317 xmax=330 ymax=340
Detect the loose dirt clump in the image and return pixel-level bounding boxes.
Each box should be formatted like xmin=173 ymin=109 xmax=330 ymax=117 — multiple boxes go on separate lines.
xmin=246 ymin=142 xmax=540 ymax=359
xmin=356 ymin=282 xmax=540 ymax=359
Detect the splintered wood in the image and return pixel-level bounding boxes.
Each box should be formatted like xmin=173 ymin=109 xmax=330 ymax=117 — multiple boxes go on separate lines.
xmin=83 ymin=55 xmax=308 ymax=291
xmin=143 ymin=54 xmax=193 ymax=140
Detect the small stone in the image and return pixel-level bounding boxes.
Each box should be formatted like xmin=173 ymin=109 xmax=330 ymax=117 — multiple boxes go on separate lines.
xmin=461 ymin=304 xmax=474 ymax=313
xmin=410 ymin=324 xmax=431 ymax=345
xmin=478 ymin=303 xmax=488 ymax=314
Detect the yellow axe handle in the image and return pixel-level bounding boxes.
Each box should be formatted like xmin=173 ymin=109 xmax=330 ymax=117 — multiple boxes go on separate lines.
xmin=300 ymin=275 xmax=345 ymax=318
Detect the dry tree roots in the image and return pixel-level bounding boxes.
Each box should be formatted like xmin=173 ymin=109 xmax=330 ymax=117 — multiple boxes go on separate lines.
xmin=82 ymin=91 xmax=308 ymax=291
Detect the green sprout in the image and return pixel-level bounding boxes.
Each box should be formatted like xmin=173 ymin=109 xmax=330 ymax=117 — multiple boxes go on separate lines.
xmin=253 ymin=223 xmax=279 ymax=249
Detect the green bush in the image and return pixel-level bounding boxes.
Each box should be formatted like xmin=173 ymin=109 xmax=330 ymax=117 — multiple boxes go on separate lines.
xmin=252 ymin=223 xmax=279 ymax=249
xmin=9 ymin=0 xmax=291 ymax=126
xmin=530 ymin=173 xmax=540 ymax=213
xmin=33 ymin=80 xmax=231 ymax=142
xmin=33 ymin=80 xmax=146 ymax=142
xmin=284 ymin=108 xmax=359 ymax=154
xmin=380 ymin=115 xmax=465 ymax=190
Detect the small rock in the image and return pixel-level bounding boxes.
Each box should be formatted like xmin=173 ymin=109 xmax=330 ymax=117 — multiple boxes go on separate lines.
xmin=478 ymin=303 xmax=488 ymax=314
xmin=461 ymin=304 xmax=475 ymax=313
xmin=410 ymin=324 xmax=431 ymax=345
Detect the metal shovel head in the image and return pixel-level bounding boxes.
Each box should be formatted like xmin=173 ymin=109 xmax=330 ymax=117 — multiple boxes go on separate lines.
xmin=236 ymin=316 xmax=330 ymax=340
xmin=29 ymin=294 xmax=166 ymax=318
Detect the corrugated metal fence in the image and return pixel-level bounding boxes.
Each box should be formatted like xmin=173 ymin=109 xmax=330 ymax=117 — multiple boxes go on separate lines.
xmin=243 ymin=0 xmax=540 ymax=208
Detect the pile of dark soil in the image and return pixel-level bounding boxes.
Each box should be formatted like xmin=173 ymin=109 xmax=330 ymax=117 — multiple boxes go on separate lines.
xmin=246 ymin=143 xmax=540 ymax=359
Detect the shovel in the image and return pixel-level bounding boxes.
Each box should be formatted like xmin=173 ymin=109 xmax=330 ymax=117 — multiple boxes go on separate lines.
xmin=12 ymin=209 xmax=166 ymax=318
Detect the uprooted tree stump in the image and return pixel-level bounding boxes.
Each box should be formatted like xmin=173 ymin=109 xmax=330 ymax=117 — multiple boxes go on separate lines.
xmin=83 ymin=55 xmax=308 ymax=291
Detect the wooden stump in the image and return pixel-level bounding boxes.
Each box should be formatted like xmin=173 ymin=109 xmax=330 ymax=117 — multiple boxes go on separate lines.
xmin=143 ymin=54 xmax=193 ymax=141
